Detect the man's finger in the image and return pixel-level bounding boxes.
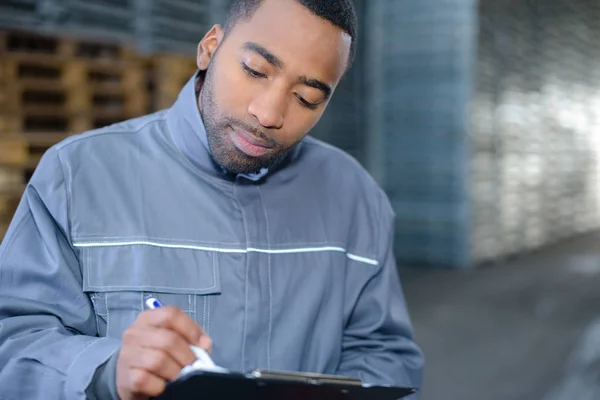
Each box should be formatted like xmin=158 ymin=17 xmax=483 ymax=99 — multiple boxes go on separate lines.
xmin=127 ymin=347 xmax=183 ymax=382
xmin=138 ymin=306 xmax=206 ymax=346
xmin=124 ymin=326 xmax=197 ymax=367
xmin=198 ymin=334 xmax=213 ymax=353
xmin=127 ymin=368 xmax=167 ymax=398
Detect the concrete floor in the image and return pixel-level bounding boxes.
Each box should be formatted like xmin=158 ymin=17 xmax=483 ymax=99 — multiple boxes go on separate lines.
xmin=401 ymin=231 xmax=600 ymax=400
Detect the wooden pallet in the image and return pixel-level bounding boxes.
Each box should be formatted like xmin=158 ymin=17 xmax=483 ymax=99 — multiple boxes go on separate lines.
xmin=0 ymin=166 xmax=25 ymax=194
xmin=0 ymin=57 xmax=148 ymax=132
xmin=0 ymin=136 xmax=27 ymax=239
xmin=0 ymin=29 xmax=137 ymax=63
xmin=0 ymin=56 xmax=91 ymax=135
xmin=0 ymin=28 xmax=148 ymax=132
xmin=0 ymin=136 xmax=28 ymax=167
xmin=0 ymin=30 xmax=150 ymax=176
xmin=149 ymin=54 xmax=198 ymax=110
xmin=0 ymin=222 xmax=8 ymax=243
xmin=87 ymin=62 xmax=148 ymax=117
xmin=0 ymin=190 xmax=22 ymax=241
xmin=0 ymin=136 xmax=28 ymax=191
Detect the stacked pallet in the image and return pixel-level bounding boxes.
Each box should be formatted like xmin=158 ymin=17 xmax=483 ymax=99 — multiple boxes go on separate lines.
xmin=0 ymin=135 xmax=27 ymax=242
xmin=0 ymin=29 xmax=148 ymax=177
xmin=148 ymin=54 xmax=198 ymax=111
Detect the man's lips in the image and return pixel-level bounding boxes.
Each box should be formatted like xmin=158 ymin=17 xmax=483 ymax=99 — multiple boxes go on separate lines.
xmin=234 ymin=127 xmax=273 ymax=148
xmin=229 ymin=126 xmax=273 ymax=157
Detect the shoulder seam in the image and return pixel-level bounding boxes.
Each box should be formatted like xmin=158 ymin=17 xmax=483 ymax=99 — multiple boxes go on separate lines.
xmin=55 ymin=114 xmax=166 ymax=151
xmin=303 ymin=136 xmax=383 ymax=193
xmin=0 ymin=210 xmax=30 ymax=267
xmin=302 ymin=137 xmax=367 ymax=171
xmin=53 ymin=147 xmax=74 ymax=244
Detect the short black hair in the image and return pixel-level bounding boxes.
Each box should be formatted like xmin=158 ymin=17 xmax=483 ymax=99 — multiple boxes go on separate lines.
xmin=224 ymin=0 xmax=357 ymax=69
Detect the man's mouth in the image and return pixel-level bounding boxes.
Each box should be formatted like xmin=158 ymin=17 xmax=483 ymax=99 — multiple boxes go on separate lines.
xmin=229 ymin=126 xmax=273 ymax=157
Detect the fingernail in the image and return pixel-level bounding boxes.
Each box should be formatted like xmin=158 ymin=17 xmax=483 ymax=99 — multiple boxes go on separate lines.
xmin=199 ymin=335 xmax=213 ymax=353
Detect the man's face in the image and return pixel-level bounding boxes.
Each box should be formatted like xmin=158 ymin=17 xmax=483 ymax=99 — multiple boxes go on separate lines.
xmin=196 ymin=0 xmax=351 ymax=174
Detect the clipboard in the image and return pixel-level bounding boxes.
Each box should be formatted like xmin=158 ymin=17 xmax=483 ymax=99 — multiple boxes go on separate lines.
xmin=155 ymin=369 xmax=417 ymax=400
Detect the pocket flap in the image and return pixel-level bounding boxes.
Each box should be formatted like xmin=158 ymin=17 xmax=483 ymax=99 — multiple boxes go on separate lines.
xmin=82 ymin=244 xmax=221 ymax=295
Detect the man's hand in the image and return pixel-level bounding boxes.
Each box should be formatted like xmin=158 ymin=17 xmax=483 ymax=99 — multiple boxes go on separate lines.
xmin=116 ymin=306 xmax=212 ymax=400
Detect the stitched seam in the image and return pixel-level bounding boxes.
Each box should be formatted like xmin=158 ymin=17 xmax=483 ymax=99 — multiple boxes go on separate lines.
xmin=86 ymin=284 xmax=218 ymax=291
xmin=104 ymin=293 xmax=110 ymax=335
xmin=191 ymin=294 xmax=197 ymax=324
xmin=54 ymin=150 xmax=75 ymax=246
xmin=55 ymin=116 xmax=164 ymax=151
xmin=207 ymin=255 xmax=217 ymax=335
xmin=203 ymin=295 xmax=207 ymax=330
xmin=0 ymin=211 xmax=29 ymax=266
xmin=375 ymin=188 xmax=385 ymax=267
xmin=91 ymin=294 xmax=102 ymax=333
xmin=233 ymin=183 xmax=250 ymax=372
xmin=87 ymin=247 xmax=91 ymax=291
xmin=65 ymin=339 xmax=99 ymax=384
xmin=258 ymin=186 xmax=272 ymax=370
xmin=206 ymin=295 xmax=211 ymax=336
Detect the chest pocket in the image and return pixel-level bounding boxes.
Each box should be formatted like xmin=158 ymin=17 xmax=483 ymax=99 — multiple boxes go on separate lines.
xmin=81 ymin=244 xmax=221 ymax=339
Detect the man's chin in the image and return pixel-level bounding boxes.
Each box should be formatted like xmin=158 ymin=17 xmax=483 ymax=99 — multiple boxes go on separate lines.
xmin=209 ymin=139 xmax=291 ymax=175
xmin=213 ymin=152 xmax=271 ymax=175
xmin=224 ymin=164 xmax=265 ymax=175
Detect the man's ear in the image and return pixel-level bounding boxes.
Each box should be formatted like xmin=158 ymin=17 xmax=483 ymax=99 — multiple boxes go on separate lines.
xmin=197 ymin=24 xmax=225 ymax=70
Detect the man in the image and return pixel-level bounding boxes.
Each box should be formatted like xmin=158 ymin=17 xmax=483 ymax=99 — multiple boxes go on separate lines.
xmin=0 ymin=0 xmax=424 ymax=398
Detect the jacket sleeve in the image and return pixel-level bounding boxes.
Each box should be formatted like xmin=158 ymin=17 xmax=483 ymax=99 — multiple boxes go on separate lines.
xmin=0 ymin=147 xmax=120 ymax=399
xmin=335 ymin=189 xmax=424 ymax=396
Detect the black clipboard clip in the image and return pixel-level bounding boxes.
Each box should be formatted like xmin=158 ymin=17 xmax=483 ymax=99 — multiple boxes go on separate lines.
xmin=250 ymin=369 xmax=364 ymax=385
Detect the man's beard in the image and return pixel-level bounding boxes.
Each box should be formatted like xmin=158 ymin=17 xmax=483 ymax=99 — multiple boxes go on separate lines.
xmin=199 ymin=65 xmax=292 ymax=175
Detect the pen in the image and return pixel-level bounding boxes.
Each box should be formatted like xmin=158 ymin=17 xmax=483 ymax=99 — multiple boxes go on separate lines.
xmin=144 ymin=296 xmax=218 ymax=369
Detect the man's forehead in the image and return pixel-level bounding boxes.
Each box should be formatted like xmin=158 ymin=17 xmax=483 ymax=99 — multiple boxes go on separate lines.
xmin=226 ymin=0 xmax=351 ymax=82
xmin=237 ymin=0 xmax=349 ymax=43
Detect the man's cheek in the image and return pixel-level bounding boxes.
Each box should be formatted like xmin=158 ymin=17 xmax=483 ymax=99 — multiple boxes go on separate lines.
xmin=221 ymin=78 xmax=256 ymax=105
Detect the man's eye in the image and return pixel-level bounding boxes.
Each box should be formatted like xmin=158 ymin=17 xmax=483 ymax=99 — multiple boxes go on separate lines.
xmin=295 ymin=94 xmax=319 ymax=110
xmin=242 ymin=63 xmax=267 ymax=78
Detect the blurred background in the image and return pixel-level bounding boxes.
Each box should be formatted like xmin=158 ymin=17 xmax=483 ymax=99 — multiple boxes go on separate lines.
xmin=1 ymin=0 xmax=599 ymax=399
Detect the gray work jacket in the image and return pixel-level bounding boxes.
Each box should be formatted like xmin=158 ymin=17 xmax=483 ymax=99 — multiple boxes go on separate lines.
xmin=0 ymin=73 xmax=424 ymax=399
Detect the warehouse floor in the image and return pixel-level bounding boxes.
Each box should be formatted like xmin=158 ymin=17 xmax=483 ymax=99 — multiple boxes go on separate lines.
xmin=401 ymin=231 xmax=600 ymax=400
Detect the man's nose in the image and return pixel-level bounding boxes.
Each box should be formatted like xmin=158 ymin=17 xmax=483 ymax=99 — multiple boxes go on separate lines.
xmin=247 ymin=86 xmax=286 ymax=130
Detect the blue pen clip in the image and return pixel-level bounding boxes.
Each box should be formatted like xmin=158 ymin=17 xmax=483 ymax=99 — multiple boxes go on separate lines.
xmin=145 ymin=296 xmax=163 ymax=310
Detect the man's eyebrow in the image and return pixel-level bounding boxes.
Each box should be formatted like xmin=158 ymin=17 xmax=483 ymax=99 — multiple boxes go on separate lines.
xmin=243 ymin=42 xmax=282 ymax=69
xmin=242 ymin=41 xmax=331 ymax=100
xmin=299 ymin=76 xmax=332 ymax=100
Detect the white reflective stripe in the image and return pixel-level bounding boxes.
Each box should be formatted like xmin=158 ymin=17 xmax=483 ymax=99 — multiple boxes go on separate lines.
xmin=73 ymin=241 xmax=379 ymax=266
xmin=73 ymin=241 xmax=247 ymax=253
xmin=247 ymin=246 xmax=346 ymax=254
xmin=347 ymin=253 xmax=379 ymax=266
